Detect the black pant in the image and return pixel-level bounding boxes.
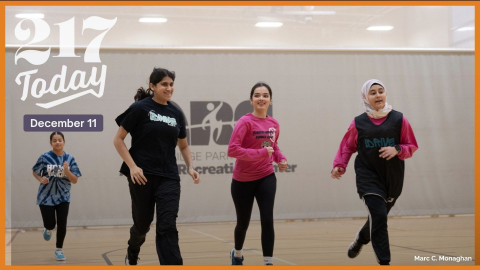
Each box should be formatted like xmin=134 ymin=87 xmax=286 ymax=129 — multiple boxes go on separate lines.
xmin=357 ymin=195 xmax=396 ymax=265
xmin=231 ymin=173 xmax=276 ymax=257
xmin=39 ymin=202 xmax=70 ymax=249
xmin=127 ymin=175 xmax=182 ymax=265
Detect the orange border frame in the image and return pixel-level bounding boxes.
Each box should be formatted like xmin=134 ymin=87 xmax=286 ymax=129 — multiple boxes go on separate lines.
xmin=1 ymin=1 xmax=478 ymax=270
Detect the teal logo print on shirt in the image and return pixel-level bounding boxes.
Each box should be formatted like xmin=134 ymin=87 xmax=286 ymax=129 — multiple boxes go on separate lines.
xmin=149 ymin=110 xmax=177 ymax=127
xmin=364 ymin=137 xmax=395 ymax=148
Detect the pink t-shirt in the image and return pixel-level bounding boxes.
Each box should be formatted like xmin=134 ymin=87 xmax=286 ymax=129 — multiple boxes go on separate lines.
xmin=228 ymin=113 xmax=286 ymax=182
xmin=333 ymin=115 xmax=418 ymax=173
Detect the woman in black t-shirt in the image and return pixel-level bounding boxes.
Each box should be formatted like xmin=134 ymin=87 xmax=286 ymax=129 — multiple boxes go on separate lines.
xmin=114 ymin=67 xmax=200 ymax=265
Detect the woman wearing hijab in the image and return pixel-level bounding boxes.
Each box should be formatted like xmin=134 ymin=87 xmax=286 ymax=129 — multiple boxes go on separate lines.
xmin=330 ymin=79 xmax=418 ymax=265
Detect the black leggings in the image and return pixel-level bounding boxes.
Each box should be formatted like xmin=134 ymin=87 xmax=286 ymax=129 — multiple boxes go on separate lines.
xmin=231 ymin=173 xmax=276 ymax=257
xmin=39 ymin=202 xmax=70 ymax=249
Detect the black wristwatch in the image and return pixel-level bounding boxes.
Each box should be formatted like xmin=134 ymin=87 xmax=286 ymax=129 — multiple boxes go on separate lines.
xmin=394 ymin=145 xmax=401 ymax=153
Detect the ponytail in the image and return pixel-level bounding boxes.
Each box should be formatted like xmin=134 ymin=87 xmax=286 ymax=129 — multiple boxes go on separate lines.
xmin=134 ymin=87 xmax=153 ymax=101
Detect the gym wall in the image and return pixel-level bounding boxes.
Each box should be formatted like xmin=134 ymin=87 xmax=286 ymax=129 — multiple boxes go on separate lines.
xmin=5 ymin=48 xmax=474 ymax=227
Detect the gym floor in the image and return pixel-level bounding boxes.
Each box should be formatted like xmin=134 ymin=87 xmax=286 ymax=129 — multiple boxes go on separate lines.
xmin=6 ymin=214 xmax=474 ymax=266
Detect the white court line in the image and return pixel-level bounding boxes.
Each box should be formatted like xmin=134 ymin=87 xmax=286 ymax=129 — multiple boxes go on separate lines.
xmin=188 ymin=228 xmax=297 ymax=265
xmin=188 ymin=228 xmax=229 ymax=243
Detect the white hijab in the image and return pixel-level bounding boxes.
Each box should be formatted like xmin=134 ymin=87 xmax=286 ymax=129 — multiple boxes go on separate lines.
xmin=361 ymin=79 xmax=392 ymax=119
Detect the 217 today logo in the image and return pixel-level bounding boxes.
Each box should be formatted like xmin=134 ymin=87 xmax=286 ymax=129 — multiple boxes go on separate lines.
xmin=14 ymin=16 xmax=117 ymax=109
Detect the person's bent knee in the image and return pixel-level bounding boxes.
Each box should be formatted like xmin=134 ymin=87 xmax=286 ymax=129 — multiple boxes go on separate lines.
xmin=132 ymin=224 xmax=151 ymax=236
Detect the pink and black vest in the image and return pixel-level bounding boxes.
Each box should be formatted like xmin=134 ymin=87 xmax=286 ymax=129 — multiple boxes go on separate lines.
xmin=354 ymin=110 xmax=405 ymax=201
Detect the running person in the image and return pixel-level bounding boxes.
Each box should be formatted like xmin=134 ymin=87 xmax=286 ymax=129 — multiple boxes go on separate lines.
xmin=32 ymin=131 xmax=82 ymax=261
xmin=114 ymin=67 xmax=200 ymax=265
xmin=331 ymin=79 xmax=418 ymax=265
xmin=228 ymin=82 xmax=288 ymax=265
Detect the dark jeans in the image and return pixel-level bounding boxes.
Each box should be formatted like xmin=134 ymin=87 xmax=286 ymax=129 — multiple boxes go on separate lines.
xmin=39 ymin=202 xmax=70 ymax=249
xmin=231 ymin=173 xmax=276 ymax=257
xmin=127 ymin=175 xmax=182 ymax=265
xmin=357 ymin=195 xmax=396 ymax=265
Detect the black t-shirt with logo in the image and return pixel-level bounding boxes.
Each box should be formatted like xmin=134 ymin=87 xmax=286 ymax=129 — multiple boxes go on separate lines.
xmin=354 ymin=110 xmax=405 ymax=201
xmin=115 ymin=96 xmax=186 ymax=180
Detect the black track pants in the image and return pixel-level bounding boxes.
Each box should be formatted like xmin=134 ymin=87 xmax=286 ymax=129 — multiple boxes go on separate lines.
xmin=357 ymin=195 xmax=395 ymax=265
xmin=127 ymin=175 xmax=182 ymax=265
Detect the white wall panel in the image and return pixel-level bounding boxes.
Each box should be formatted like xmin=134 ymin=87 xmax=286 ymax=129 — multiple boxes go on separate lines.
xmin=5 ymin=49 xmax=474 ymax=227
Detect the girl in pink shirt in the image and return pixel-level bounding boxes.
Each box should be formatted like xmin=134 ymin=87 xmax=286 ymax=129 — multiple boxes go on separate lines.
xmin=228 ymin=82 xmax=287 ymax=265
xmin=331 ymin=79 xmax=418 ymax=265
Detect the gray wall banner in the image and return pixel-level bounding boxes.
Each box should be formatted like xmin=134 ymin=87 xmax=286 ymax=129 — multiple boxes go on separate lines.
xmin=6 ymin=49 xmax=474 ymax=228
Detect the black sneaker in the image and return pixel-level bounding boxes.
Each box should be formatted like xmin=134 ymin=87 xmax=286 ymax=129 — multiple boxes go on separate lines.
xmin=125 ymin=250 xmax=139 ymax=265
xmin=347 ymin=233 xmax=364 ymax=258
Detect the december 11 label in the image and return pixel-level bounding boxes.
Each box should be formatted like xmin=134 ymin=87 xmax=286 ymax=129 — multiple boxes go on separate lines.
xmin=24 ymin=114 xmax=103 ymax=132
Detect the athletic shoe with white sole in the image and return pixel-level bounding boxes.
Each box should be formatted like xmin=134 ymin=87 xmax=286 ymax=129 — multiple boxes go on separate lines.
xmin=347 ymin=232 xmax=365 ymax=258
xmin=125 ymin=249 xmax=139 ymax=265
xmin=55 ymin=249 xmax=66 ymax=261
xmin=230 ymin=248 xmax=244 ymax=265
